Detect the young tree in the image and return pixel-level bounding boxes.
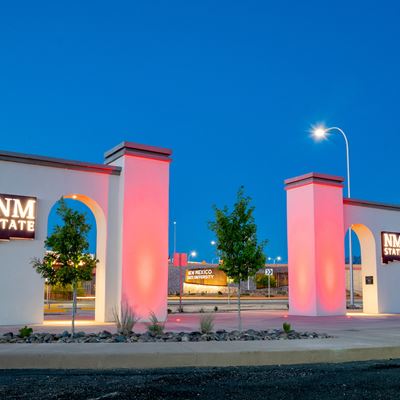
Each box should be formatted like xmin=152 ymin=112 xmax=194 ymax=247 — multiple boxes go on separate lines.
xmin=209 ymin=187 xmax=266 ymax=331
xmin=32 ymin=198 xmax=97 ymax=336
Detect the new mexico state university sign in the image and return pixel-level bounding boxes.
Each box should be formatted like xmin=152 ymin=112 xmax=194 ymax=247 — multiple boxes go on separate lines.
xmin=0 ymin=194 xmax=36 ymax=240
xmin=185 ymin=267 xmax=227 ymax=286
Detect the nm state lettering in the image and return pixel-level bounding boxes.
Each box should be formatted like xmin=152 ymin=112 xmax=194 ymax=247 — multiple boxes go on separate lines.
xmin=0 ymin=194 xmax=36 ymax=240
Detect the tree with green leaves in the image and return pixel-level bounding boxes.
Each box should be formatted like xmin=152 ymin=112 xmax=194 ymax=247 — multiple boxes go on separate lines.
xmin=255 ymin=274 xmax=277 ymax=289
xmin=32 ymin=198 xmax=98 ymax=336
xmin=209 ymin=187 xmax=267 ymax=331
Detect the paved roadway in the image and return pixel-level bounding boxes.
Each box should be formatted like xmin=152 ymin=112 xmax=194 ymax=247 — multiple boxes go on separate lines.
xmin=1 ymin=360 xmax=400 ymax=399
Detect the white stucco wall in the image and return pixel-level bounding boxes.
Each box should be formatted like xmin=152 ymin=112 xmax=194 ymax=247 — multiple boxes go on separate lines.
xmin=344 ymin=201 xmax=400 ymax=314
xmin=0 ymin=159 xmax=120 ymax=325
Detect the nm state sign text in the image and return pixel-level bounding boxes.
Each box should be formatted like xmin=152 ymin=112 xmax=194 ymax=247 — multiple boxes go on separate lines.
xmin=0 ymin=194 xmax=36 ymax=240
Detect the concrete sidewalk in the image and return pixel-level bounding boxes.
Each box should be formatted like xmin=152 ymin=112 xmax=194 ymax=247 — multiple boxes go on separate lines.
xmin=1 ymin=310 xmax=400 ymax=369
xmin=0 ymin=337 xmax=400 ymax=369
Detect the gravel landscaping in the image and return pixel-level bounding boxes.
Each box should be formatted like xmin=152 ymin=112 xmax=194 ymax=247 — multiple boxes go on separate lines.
xmin=0 ymin=328 xmax=331 ymax=343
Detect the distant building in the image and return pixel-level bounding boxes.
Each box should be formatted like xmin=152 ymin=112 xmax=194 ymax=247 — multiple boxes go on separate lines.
xmin=168 ymin=262 xmax=362 ymax=296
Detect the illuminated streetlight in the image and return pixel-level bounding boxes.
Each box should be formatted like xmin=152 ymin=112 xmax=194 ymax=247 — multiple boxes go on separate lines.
xmin=312 ymin=126 xmax=328 ymax=139
xmin=188 ymin=251 xmax=197 ymax=261
xmin=268 ymin=256 xmax=281 ymax=264
xmin=210 ymin=240 xmax=220 ymax=264
xmin=311 ymin=124 xmax=355 ymax=307
xmin=311 ymin=125 xmax=351 ymax=198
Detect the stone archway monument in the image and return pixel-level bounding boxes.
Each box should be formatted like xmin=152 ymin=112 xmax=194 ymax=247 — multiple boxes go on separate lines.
xmin=0 ymin=142 xmax=171 ymax=325
xmin=285 ymin=172 xmax=400 ymax=316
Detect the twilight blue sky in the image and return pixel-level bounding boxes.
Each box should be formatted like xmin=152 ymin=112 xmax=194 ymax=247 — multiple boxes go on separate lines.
xmin=1 ymin=1 xmax=400 ymax=261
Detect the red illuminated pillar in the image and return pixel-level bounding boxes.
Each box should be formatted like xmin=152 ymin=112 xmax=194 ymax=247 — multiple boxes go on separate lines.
xmin=106 ymin=142 xmax=172 ymax=321
xmin=285 ymin=173 xmax=346 ymax=316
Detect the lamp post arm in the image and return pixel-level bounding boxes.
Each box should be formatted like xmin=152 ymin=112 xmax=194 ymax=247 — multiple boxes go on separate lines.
xmin=326 ymin=126 xmax=354 ymax=305
xmin=326 ymin=127 xmax=351 ymax=198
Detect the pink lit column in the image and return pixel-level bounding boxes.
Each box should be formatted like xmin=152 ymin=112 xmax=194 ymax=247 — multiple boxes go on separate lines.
xmin=105 ymin=142 xmax=172 ymax=321
xmin=285 ymin=173 xmax=346 ymax=316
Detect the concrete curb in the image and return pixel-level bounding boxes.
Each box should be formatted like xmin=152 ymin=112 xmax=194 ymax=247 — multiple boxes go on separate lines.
xmin=0 ymin=340 xmax=399 ymax=369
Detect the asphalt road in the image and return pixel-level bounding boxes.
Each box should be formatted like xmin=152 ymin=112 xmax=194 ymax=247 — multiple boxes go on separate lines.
xmin=2 ymin=360 xmax=400 ymax=399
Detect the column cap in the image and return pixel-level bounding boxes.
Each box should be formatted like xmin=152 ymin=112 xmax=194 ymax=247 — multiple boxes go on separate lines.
xmin=285 ymin=172 xmax=344 ymax=190
xmin=104 ymin=141 xmax=172 ymax=164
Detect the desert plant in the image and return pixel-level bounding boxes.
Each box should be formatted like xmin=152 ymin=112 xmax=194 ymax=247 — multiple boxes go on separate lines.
xmin=283 ymin=322 xmax=291 ymax=333
xmin=214 ymin=306 xmax=218 ymax=312
xmin=18 ymin=326 xmax=33 ymax=338
xmin=146 ymin=312 xmax=165 ymax=336
xmin=199 ymin=313 xmax=215 ymax=334
xmin=113 ymin=302 xmax=140 ymax=335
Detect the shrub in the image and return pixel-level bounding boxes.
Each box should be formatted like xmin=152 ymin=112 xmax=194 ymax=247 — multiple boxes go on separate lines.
xmin=19 ymin=326 xmax=33 ymax=338
xmin=199 ymin=307 xmax=205 ymax=313
xmin=199 ymin=313 xmax=215 ymax=334
xmin=217 ymin=291 xmax=223 ymax=295
xmin=255 ymin=274 xmax=277 ymax=289
xmin=214 ymin=306 xmax=218 ymax=312
xmin=283 ymin=322 xmax=291 ymax=333
xmin=113 ymin=302 xmax=140 ymax=335
xmin=146 ymin=312 xmax=165 ymax=336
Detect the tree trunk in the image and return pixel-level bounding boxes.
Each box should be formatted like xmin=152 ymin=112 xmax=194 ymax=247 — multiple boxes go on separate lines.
xmin=72 ymin=281 xmax=77 ymax=337
xmin=237 ymin=280 xmax=242 ymax=332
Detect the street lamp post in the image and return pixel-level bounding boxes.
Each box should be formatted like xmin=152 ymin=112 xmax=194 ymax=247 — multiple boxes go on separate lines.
xmin=178 ymin=250 xmax=197 ymax=312
xmin=267 ymin=256 xmax=281 ymax=297
xmin=210 ymin=240 xmax=217 ymax=264
xmin=312 ymin=125 xmax=354 ymax=307
xmin=173 ymin=221 xmax=177 ymax=255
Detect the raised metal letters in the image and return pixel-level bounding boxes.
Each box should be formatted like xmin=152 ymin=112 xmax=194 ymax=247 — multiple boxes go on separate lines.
xmin=0 ymin=194 xmax=36 ymax=240
xmin=381 ymin=232 xmax=400 ymax=264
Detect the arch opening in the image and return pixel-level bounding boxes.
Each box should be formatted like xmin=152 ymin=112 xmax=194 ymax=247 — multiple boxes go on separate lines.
xmin=45 ymin=194 xmax=107 ymax=322
xmin=344 ymin=229 xmax=361 ymax=304
xmin=345 ymin=223 xmax=378 ymax=314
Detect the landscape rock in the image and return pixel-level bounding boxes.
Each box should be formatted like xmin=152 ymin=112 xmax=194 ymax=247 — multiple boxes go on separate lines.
xmin=0 ymin=328 xmax=332 ymax=344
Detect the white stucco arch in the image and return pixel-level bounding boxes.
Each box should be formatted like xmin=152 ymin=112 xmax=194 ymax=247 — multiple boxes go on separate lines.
xmin=286 ymin=172 xmax=400 ymax=316
xmin=49 ymin=193 xmax=108 ymax=322
xmin=344 ymin=199 xmax=400 ymax=314
xmin=0 ymin=142 xmax=171 ymax=325
xmin=344 ymin=223 xmax=378 ymax=313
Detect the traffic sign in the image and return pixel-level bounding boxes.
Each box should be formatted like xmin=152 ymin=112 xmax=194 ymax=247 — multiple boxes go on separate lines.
xmin=265 ymin=268 xmax=273 ymax=276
